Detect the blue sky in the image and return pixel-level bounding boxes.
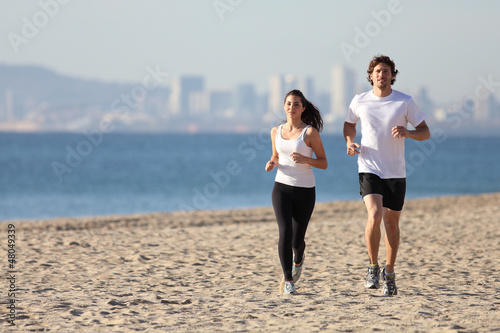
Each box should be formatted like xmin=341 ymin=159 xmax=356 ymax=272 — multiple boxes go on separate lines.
xmin=1 ymin=0 xmax=500 ymax=105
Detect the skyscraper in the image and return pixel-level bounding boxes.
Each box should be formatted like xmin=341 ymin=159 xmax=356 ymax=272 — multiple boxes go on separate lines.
xmin=210 ymin=90 xmax=233 ymax=117
xmin=474 ymin=92 xmax=497 ymax=121
xmin=234 ymin=83 xmax=256 ymax=116
xmin=267 ymin=75 xmax=286 ymax=118
xmin=266 ymin=74 xmax=315 ymax=122
xmin=169 ymin=76 xmax=204 ymax=116
xmin=414 ymin=87 xmax=435 ymax=122
xmin=329 ymin=65 xmax=356 ymax=124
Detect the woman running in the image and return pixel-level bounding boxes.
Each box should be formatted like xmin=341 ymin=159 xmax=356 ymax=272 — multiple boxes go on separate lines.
xmin=265 ymin=89 xmax=328 ymax=294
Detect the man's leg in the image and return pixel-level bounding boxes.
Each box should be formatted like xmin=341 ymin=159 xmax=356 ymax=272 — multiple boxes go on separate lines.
xmin=363 ymin=194 xmax=384 ymax=265
xmin=383 ymin=208 xmax=401 ymax=274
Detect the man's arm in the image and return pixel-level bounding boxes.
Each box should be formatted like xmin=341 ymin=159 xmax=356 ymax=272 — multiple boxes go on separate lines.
xmin=392 ymin=121 xmax=430 ymax=141
xmin=343 ymin=121 xmax=360 ymax=156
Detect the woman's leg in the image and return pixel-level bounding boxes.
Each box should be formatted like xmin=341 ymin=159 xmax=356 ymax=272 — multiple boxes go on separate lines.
xmin=272 ymin=182 xmax=294 ymax=281
xmin=291 ymin=186 xmax=315 ymax=264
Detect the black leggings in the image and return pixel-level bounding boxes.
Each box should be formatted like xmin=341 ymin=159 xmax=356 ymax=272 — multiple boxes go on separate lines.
xmin=272 ymin=182 xmax=315 ymax=281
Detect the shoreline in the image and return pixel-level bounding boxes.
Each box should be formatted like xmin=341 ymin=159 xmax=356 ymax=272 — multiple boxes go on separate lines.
xmin=1 ymin=192 xmax=499 ymax=331
xmin=4 ymin=191 xmax=499 ymax=229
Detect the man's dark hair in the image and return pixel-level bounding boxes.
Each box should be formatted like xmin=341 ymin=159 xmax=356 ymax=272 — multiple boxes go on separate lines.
xmin=367 ymin=55 xmax=399 ymax=86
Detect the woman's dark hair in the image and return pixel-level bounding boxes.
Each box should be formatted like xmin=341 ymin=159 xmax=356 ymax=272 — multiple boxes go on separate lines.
xmin=367 ymin=54 xmax=399 ymax=86
xmin=284 ymin=89 xmax=323 ymax=132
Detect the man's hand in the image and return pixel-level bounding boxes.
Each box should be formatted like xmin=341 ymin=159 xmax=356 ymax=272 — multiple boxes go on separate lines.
xmin=347 ymin=143 xmax=361 ymax=156
xmin=392 ymin=126 xmax=409 ymax=138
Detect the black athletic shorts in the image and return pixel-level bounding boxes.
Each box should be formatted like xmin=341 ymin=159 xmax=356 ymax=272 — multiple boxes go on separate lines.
xmin=359 ymin=173 xmax=406 ymax=211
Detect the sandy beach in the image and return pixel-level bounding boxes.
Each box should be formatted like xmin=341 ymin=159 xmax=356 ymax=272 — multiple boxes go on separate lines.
xmin=1 ymin=192 xmax=499 ymax=332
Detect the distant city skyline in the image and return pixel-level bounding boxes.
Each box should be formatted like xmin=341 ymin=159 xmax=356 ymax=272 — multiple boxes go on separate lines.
xmin=1 ymin=63 xmax=499 ymax=134
xmin=1 ymin=1 xmax=500 ymax=107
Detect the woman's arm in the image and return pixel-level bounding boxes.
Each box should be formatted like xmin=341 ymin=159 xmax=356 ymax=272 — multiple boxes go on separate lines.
xmin=265 ymin=126 xmax=279 ymax=171
xmin=292 ymin=127 xmax=328 ymax=169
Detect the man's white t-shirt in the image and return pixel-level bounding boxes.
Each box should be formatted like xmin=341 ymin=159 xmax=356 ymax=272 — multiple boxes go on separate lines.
xmin=346 ymin=89 xmax=426 ymax=179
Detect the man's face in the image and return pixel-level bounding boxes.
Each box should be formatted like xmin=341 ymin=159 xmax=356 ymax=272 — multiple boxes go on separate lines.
xmin=370 ymin=63 xmax=393 ymax=90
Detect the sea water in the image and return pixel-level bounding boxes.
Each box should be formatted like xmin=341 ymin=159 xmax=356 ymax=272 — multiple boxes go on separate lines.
xmin=1 ymin=132 xmax=499 ymax=221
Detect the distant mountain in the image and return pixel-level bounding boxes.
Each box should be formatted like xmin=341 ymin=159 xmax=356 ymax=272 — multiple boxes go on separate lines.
xmin=0 ymin=64 xmax=171 ymax=132
xmin=0 ymin=64 xmax=169 ymax=110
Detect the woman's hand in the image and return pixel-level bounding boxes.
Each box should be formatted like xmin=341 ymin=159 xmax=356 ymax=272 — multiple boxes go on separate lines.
xmin=265 ymin=161 xmax=277 ymax=171
xmin=290 ymin=152 xmax=308 ymax=164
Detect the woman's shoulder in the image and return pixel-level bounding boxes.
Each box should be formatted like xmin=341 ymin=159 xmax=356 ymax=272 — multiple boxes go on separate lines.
xmin=305 ymin=125 xmax=319 ymax=136
xmin=304 ymin=126 xmax=322 ymax=144
xmin=272 ymin=124 xmax=283 ymax=132
xmin=270 ymin=125 xmax=280 ymax=136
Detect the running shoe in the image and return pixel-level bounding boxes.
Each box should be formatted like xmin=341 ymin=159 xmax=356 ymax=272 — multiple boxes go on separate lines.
xmin=365 ymin=265 xmax=381 ymax=289
xmin=283 ymin=281 xmax=297 ymax=295
xmin=382 ymin=268 xmax=397 ymax=296
xmin=291 ymin=253 xmax=305 ymax=283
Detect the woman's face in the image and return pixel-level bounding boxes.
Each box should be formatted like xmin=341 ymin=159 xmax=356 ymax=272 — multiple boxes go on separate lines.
xmin=283 ymin=95 xmax=305 ymax=119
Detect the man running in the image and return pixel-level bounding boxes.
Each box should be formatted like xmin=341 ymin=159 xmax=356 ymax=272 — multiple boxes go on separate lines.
xmin=343 ymin=55 xmax=430 ymax=296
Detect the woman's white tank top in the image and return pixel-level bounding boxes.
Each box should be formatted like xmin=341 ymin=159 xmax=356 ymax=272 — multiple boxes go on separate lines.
xmin=275 ymin=125 xmax=315 ymax=188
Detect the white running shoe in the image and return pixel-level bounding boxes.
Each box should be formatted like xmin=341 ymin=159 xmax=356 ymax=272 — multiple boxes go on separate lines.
xmin=382 ymin=268 xmax=398 ymax=296
xmin=365 ymin=265 xmax=381 ymax=289
xmin=283 ymin=281 xmax=297 ymax=294
xmin=292 ymin=253 xmax=305 ymax=283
